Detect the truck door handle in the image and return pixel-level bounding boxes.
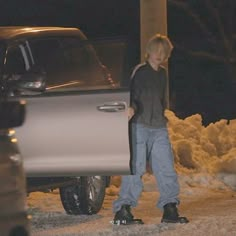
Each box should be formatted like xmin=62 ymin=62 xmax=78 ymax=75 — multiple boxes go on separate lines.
xmin=97 ymin=102 xmax=126 ymax=112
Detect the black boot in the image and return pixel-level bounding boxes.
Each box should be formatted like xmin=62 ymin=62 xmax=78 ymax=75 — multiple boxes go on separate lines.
xmin=112 ymin=205 xmax=144 ymax=225
xmin=161 ymin=203 xmax=189 ymax=224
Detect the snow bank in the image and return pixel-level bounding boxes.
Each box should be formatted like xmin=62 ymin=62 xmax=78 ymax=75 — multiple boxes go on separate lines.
xmin=109 ymin=110 xmax=236 ymax=194
xmin=213 ymin=148 xmax=236 ymax=190
xmin=165 ymin=110 xmax=236 ymax=190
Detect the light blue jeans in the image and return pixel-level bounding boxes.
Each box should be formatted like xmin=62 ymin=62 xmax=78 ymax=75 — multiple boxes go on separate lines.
xmin=113 ymin=123 xmax=180 ymax=213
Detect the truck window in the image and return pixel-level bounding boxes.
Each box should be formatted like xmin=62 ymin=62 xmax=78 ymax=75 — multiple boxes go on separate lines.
xmin=29 ymin=38 xmax=67 ymax=91
xmin=29 ymin=37 xmax=117 ymax=92
xmin=59 ymin=37 xmax=116 ymax=91
xmin=5 ymin=46 xmax=27 ymax=75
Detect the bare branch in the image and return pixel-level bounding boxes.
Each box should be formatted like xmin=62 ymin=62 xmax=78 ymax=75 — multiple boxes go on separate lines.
xmin=168 ymin=0 xmax=217 ymax=45
xmin=204 ymin=0 xmax=232 ymax=53
xmin=174 ymin=43 xmax=226 ymax=63
xmin=226 ymin=0 xmax=235 ymax=40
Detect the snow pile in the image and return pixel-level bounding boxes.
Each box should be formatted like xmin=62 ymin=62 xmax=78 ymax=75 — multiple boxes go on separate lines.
xmin=166 ymin=110 xmax=236 ymax=190
xmin=109 ymin=111 xmax=236 ymax=194
xmin=213 ymin=149 xmax=236 ymax=190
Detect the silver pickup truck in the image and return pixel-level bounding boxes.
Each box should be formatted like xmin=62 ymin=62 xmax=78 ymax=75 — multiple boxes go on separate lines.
xmin=0 ymin=27 xmax=131 ymax=215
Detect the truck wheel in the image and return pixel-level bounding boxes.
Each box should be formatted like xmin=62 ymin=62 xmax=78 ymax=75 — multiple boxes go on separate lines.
xmin=59 ymin=176 xmax=106 ymax=215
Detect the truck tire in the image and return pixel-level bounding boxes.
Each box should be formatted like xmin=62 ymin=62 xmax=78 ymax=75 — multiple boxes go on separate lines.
xmin=59 ymin=176 xmax=106 ymax=215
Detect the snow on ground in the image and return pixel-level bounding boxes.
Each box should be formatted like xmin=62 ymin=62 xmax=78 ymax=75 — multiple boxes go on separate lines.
xmin=29 ymin=187 xmax=236 ymax=236
xmin=28 ymin=111 xmax=236 ymax=235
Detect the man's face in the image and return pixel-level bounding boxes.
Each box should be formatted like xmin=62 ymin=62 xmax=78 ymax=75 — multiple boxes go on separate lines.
xmin=148 ymin=44 xmax=167 ymax=66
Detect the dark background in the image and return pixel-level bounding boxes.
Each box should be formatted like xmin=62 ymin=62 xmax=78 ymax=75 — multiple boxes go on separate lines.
xmin=1 ymin=0 xmax=235 ymax=125
xmin=0 ymin=0 xmax=140 ymax=39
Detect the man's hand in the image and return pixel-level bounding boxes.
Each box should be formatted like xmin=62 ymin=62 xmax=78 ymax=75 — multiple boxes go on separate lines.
xmin=128 ymin=107 xmax=135 ymax=120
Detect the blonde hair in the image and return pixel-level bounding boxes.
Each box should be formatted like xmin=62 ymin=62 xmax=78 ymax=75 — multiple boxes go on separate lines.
xmin=146 ymin=34 xmax=174 ymax=60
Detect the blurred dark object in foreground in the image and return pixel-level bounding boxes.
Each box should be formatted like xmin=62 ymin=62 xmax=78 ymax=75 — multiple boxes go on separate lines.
xmin=0 ymin=101 xmax=26 ymax=129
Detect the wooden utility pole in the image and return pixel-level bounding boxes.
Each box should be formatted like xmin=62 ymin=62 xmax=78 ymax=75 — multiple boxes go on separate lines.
xmin=140 ymin=0 xmax=169 ymax=107
xmin=140 ymin=0 xmax=167 ymax=61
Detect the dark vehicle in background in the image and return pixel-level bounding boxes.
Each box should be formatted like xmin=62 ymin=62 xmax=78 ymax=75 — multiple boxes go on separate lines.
xmin=0 ymin=27 xmax=130 ymax=215
xmin=0 ymin=100 xmax=29 ymax=236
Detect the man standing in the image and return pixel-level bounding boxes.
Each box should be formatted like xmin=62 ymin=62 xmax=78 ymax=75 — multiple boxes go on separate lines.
xmin=112 ymin=34 xmax=189 ymax=225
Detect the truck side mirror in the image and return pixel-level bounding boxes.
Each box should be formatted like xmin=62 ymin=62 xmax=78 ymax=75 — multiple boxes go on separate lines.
xmin=6 ymin=65 xmax=47 ymax=96
xmin=15 ymin=71 xmax=46 ymax=95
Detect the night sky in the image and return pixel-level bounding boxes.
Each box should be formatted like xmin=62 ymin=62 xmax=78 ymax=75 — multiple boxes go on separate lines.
xmin=0 ymin=0 xmax=140 ymax=38
xmin=0 ymin=0 xmax=235 ymax=124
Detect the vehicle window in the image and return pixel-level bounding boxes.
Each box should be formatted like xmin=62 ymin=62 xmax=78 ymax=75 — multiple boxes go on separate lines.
xmin=93 ymin=38 xmax=139 ymax=88
xmin=29 ymin=38 xmax=68 ymax=90
xmin=93 ymin=39 xmax=127 ymax=88
xmin=5 ymin=46 xmax=27 ymax=75
xmin=58 ymin=37 xmax=116 ymax=91
xmin=29 ymin=37 xmax=116 ymax=92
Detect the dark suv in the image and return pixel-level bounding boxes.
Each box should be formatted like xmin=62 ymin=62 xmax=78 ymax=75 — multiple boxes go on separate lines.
xmin=0 ymin=27 xmax=130 ymax=215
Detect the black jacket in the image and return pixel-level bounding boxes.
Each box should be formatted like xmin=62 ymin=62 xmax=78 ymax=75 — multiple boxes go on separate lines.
xmin=130 ymin=62 xmax=168 ymax=128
